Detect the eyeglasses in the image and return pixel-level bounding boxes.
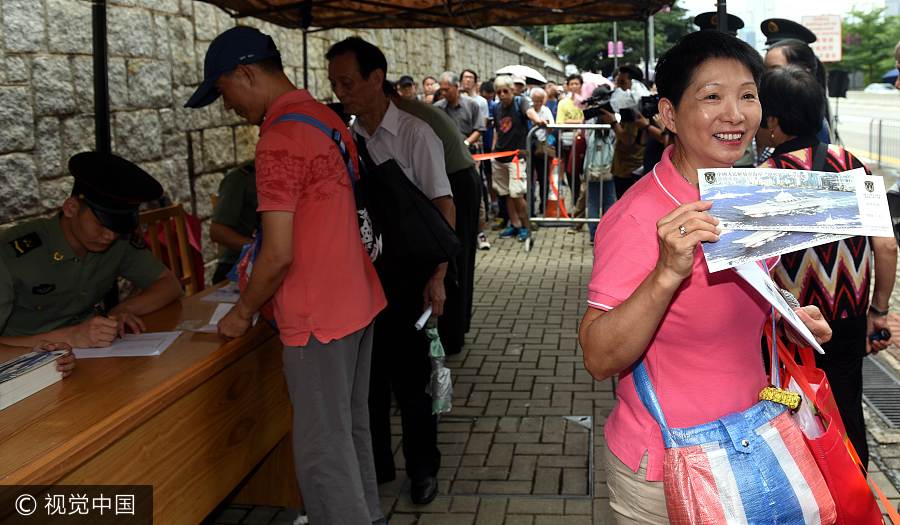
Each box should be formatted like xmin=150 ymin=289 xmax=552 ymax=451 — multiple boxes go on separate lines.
xmin=497 ymin=89 xmax=512 ymax=94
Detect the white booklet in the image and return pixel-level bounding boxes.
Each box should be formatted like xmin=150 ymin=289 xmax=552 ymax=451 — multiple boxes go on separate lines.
xmin=733 ymin=262 xmax=824 ymax=354
xmin=0 ymin=350 xmax=66 ymax=411
xmin=699 ymin=167 xmax=893 ymax=237
xmin=73 ymin=331 xmax=182 ymax=359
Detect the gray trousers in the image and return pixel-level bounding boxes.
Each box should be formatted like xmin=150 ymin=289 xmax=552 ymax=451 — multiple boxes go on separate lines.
xmin=283 ymin=323 xmax=382 ymax=525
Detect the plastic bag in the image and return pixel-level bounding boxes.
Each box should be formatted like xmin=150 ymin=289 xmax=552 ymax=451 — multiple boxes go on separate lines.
xmin=424 ymin=324 xmax=452 ymax=415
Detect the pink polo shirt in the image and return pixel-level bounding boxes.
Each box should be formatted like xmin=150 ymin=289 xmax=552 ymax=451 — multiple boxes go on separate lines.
xmin=587 ymin=145 xmax=770 ymax=481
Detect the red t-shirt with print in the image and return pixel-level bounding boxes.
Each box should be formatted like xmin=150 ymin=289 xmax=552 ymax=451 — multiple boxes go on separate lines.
xmin=256 ymin=89 xmax=385 ymax=346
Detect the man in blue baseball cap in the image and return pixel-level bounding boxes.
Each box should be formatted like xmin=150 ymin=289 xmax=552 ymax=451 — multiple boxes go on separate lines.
xmin=187 ymin=26 xmax=388 ymax=525
xmin=184 ymin=25 xmax=282 ymax=111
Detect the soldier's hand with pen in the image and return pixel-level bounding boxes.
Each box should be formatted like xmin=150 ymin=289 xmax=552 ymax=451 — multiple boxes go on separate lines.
xmin=108 ymin=307 xmax=146 ymax=337
xmin=65 ymin=316 xmax=119 ymax=348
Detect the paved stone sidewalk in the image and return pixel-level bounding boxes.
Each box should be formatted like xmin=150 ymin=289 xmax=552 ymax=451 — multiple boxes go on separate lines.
xmin=380 ymin=227 xmax=612 ymax=524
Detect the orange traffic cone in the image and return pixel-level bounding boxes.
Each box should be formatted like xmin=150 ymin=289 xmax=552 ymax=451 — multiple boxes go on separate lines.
xmin=544 ymin=158 xmax=569 ymax=218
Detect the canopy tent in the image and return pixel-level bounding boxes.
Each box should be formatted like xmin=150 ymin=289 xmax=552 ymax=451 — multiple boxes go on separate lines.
xmin=194 ymin=0 xmax=675 ymax=31
xmin=89 ymin=0 xmax=680 ymax=153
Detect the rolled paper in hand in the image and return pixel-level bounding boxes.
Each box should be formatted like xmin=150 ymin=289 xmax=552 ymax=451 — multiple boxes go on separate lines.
xmin=415 ymin=306 xmax=433 ymax=330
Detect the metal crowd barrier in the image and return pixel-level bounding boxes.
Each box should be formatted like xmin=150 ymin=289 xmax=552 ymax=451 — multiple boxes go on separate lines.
xmin=868 ymin=119 xmax=900 ymax=168
xmin=525 ymin=123 xmax=612 ymax=227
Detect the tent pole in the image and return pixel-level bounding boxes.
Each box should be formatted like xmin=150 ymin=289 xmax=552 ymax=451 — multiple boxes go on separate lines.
xmin=303 ymin=29 xmax=308 ymax=89
xmin=92 ymin=0 xmax=111 ymax=154
xmin=301 ymin=0 xmax=311 ymax=90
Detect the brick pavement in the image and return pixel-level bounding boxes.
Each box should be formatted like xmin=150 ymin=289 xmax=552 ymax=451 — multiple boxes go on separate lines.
xmin=380 ymin=227 xmax=613 ymax=524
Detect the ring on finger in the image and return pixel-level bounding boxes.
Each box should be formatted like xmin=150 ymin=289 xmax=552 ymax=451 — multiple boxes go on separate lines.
xmin=678 ymin=224 xmax=687 ymax=237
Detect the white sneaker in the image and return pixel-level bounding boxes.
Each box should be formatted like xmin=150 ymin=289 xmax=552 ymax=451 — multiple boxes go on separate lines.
xmin=477 ymin=232 xmax=491 ymax=250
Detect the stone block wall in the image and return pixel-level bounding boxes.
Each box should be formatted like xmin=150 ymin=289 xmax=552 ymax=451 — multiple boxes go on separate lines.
xmin=0 ymin=0 xmax=561 ymax=274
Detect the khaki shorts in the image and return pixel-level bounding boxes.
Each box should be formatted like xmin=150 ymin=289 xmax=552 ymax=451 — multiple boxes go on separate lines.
xmin=491 ymin=158 xmax=527 ymax=198
xmin=603 ymin=445 xmax=669 ymax=524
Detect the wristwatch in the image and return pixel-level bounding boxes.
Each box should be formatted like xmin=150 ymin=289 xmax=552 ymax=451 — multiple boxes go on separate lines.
xmin=869 ymin=304 xmax=889 ymax=317
xmin=463 ymin=139 xmax=470 ymax=147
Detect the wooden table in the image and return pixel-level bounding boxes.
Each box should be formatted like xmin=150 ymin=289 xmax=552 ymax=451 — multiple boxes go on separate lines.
xmin=0 ymin=288 xmax=299 ymax=524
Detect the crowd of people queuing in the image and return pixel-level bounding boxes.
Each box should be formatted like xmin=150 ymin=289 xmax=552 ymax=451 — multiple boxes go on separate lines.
xmin=2 ymin=9 xmax=900 ymax=524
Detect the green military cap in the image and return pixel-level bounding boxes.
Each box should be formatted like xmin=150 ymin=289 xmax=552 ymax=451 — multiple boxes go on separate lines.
xmin=69 ymin=152 xmax=163 ymax=235
xmin=761 ymin=18 xmax=817 ymax=46
xmin=693 ymin=12 xmax=745 ymax=36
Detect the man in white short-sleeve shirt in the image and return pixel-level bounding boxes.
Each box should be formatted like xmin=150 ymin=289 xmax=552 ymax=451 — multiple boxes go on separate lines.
xmin=327 ymin=36 xmax=454 ymax=506
xmin=352 ymin=101 xmax=451 ymax=200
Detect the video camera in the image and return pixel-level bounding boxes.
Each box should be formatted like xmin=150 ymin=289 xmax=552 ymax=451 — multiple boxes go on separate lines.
xmin=581 ymin=89 xmax=614 ymax=122
xmin=639 ymin=94 xmax=660 ymax=118
xmin=582 ymin=90 xmax=660 ymax=123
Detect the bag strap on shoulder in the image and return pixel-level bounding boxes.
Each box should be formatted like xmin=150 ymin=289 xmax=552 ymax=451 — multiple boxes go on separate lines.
xmin=631 ymin=362 xmax=675 ymax=446
xmin=273 ymin=112 xmax=357 ymax=189
xmin=811 ymin=143 xmax=828 ymax=172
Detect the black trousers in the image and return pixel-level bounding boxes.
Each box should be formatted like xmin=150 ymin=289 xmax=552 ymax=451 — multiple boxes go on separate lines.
xmin=563 ymin=134 xmax=587 ymax=202
xmin=815 ymin=316 xmax=869 ymax=468
xmin=369 ymin=267 xmax=441 ymax=483
xmin=439 ymin=165 xmax=481 ymax=354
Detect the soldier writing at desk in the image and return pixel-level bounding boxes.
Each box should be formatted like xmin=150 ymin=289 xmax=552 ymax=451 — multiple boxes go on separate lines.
xmin=0 ymin=152 xmax=183 ymax=348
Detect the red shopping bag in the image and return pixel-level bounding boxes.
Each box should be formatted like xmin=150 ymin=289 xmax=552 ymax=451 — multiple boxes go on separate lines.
xmin=767 ymin=324 xmax=886 ymax=525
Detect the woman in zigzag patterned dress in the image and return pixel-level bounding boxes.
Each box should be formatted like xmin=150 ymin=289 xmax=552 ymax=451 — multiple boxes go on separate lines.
xmin=757 ymin=64 xmax=899 ymax=469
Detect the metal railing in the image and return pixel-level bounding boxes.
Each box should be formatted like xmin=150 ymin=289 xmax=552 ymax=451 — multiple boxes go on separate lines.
xmin=524 ymin=123 xmax=612 ymax=225
xmin=867 ymin=119 xmax=900 ymax=168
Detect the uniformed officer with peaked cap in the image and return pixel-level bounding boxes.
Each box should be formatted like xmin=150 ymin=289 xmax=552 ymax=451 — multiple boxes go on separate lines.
xmin=693 ymin=11 xmax=745 ymax=36
xmin=0 ymin=152 xmax=183 ymax=348
xmin=761 ymin=18 xmax=817 ymax=46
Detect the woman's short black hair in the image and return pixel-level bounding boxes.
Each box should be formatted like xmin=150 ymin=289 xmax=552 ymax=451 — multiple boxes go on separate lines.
xmin=566 ymin=73 xmax=583 ymax=85
xmin=655 ymin=31 xmax=764 ymax=108
xmin=759 ymin=64 xmax=824 ymax=137
xmin=769 ymin=39 xmax=826 ymax=91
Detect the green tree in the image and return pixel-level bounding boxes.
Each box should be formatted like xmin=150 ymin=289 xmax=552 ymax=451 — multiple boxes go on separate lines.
xmin=521 ymin=5 xmax=693 ymax=75
xmin=836 ymin=8 xmax=900 ymax=85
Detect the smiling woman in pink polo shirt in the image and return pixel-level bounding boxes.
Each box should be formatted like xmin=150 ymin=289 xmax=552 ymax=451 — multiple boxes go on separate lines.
xmin=578 ymin=32 xmax=833 ymax=523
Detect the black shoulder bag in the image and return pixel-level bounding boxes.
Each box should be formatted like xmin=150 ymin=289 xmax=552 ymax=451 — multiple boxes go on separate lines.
xmin=355 ymin=134 xmax=461 ymax=275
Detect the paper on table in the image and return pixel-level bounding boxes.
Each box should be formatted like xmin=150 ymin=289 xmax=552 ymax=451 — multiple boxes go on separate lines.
xmin=200 ymin=282 xmax=240 ymax=303
xmin=73 ymin=331 xmax=182 ymax=359
xmin=179 ymin=303 xmax=258 ymax=333
xmin=733 ymin=262 xmax=824 ymax=354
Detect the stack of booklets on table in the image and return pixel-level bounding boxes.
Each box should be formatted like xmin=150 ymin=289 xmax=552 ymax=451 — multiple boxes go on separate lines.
xmin=0 ymin=350 xmax=66 ymax=411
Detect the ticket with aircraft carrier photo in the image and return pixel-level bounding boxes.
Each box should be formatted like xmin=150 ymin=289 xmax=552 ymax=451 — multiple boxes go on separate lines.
xmin=698 ymin=167 xmax=893 ymax=237
xmin=701 ymin=229 xmax=850 ymax=273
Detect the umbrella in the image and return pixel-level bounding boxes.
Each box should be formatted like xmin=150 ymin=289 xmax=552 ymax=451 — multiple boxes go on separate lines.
xmin=496 ymin=65 xmax=548 ymax=84
xmin=882 ymin=69 xmax=899 ymax=85
xmin=580 ymin=72 xmax=614 ymax=100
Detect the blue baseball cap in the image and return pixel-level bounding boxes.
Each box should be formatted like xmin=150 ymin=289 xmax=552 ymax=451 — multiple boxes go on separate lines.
xmin=184 ymin=26 xmax=280 ymax=108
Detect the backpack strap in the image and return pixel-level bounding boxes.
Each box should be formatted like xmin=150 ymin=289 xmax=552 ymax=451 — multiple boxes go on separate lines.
xmin=272 ymin=112 xmax=357 ymax=189
xmin=492 ymin=96 xmax=528 ymax=128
